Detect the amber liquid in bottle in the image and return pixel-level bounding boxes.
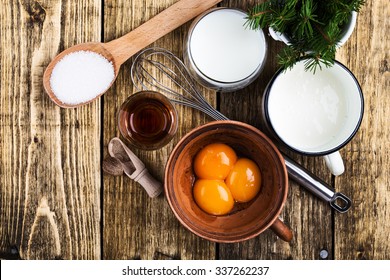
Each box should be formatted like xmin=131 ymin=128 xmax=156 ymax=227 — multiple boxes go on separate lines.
xmin=118 ymin=92 xmax=177 ymax=150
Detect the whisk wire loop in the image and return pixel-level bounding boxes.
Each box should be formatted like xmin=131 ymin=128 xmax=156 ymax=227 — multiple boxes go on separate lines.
xmin=131 ymin=47 xmax=228 ymax=121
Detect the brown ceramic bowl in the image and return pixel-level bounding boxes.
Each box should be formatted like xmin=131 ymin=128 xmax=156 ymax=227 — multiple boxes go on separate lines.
xmin=164 ymin=120 xmax=292 ymax=243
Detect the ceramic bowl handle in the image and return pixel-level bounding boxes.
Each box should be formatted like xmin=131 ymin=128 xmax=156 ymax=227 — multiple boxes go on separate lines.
xmin=323 ymin=151 xmax=345 ymax=176
xmin=270 ymin=218 xmax=293 ymax=242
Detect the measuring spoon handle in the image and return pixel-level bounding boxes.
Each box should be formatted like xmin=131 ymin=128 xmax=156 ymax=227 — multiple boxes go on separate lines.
xmin=284 ymin=156 xmax=352 ymax=213
xmin=105 ymin=0 xmax=222 ymax=66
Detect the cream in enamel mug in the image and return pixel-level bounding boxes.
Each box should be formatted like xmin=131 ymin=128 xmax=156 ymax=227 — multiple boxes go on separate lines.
xmin=262 ymin=60 xmax=364 ymax=176
xmin=184 ymin=8 xmax=267 ymax=92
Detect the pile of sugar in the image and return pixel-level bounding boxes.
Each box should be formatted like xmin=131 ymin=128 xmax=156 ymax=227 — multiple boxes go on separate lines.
xmin=50 ymin=50 xmax=115 ymax=105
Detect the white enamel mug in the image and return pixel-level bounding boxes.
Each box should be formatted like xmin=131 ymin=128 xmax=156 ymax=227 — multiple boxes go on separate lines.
xmin=262 ymin=60 xmax=364 ymax=176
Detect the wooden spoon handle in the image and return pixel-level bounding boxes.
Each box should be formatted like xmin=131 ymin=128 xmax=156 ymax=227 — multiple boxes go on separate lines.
xmin=104 ymin=0 xmax=222 ymax=66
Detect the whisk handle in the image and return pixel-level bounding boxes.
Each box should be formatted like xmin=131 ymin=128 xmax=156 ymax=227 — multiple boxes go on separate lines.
xmin=105 ymin=0 xmax=222 ymax=66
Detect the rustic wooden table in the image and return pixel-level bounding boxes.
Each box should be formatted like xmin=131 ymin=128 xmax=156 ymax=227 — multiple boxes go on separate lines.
xmin=0 ymin=0 xmax=388 ymax=260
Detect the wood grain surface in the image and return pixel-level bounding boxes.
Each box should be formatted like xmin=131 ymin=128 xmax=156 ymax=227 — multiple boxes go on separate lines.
xmin=334 ymin=0 xmax=390 ymax=259
xmin=0 ymin=0 xmax=389 ymax=260
xmin=0 ymin=0 xmax=101 ymax=259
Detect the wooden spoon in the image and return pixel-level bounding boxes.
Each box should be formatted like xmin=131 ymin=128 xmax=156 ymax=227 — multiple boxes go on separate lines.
xmin=43 ymin=0 xmax=222 ymax=108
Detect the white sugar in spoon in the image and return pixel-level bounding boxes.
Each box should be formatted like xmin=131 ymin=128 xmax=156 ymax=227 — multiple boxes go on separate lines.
xmin=43 ymin=0 xmax=222 ymax=108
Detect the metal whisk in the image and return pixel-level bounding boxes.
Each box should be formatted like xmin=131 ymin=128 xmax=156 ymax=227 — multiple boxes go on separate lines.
xmin=130 ymin=47 xmax=228 ymax=121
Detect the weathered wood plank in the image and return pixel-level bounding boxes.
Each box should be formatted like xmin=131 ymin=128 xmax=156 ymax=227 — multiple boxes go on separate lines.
xmin=102 ymin=0 xmax=216 ymax=260
xmin=1 ymin=0 xmax=387 ymax=261
xmin=0 ymin=0 xmax=101 ymax=259
xmin=218 ymin=0 xmax=333 ymax=259
xmin=335 ymin=0 xmax=390 ymax=259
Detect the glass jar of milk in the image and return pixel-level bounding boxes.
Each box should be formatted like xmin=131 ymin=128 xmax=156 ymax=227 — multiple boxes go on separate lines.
xmin=184 ymin=8 xmax=267 ymax=92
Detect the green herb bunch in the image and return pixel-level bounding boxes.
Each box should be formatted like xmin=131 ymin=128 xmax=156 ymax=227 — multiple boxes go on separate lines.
xmin=246 ymin=0 xmax=365 ymax=72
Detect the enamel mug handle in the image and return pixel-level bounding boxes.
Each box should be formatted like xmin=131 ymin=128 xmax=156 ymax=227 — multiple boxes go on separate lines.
xmin=323 ymin=151 xmax=345 ymax=176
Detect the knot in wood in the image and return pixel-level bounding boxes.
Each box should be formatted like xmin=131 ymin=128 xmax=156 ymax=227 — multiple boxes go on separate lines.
xmin=22 ymin=1 xmax=46 ymax=24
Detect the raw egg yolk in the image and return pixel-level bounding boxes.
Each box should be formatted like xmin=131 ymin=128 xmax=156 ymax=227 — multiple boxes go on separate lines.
xmin=194 ymin=143 xmax=237 ymax=180
xmin=193 ymin=179 xmax=234 ymax=216
xmin=226 ymin=158 xmax=261 ymax=202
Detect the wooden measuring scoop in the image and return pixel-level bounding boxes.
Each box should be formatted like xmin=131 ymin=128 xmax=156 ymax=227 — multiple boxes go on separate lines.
xmin=107 ymin=137 xmax=162 ymax=198
xmin=43 ymin=0 xmax=222 ymax=108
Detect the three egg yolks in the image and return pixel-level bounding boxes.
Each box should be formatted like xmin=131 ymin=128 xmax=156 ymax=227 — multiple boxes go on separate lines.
xmin=193 ymin=143 xmax=262 ymax=215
